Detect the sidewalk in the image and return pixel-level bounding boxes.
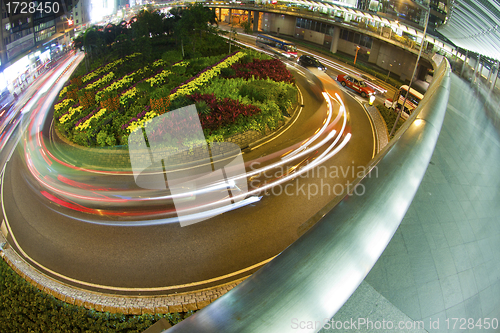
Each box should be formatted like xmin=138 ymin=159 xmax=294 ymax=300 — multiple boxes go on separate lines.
xmin=332 ymin=72 xmax=500 ymax=331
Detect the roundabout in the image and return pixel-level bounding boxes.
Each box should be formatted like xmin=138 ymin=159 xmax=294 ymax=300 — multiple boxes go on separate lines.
xmin=1 ymin=43 xmax=380 ymax=312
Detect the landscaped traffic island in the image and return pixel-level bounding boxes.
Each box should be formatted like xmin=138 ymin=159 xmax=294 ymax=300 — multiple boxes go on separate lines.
xmin=54 ymin=50 xmax=298 ymax=148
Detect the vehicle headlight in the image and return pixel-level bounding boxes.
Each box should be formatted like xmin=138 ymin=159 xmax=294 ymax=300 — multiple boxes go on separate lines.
xmin=369 ymin=95 xmax=375 ymax=105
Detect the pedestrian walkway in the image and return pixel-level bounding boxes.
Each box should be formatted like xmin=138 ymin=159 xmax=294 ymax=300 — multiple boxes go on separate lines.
xmin=324 ymin=73 xmax=500 ymax=332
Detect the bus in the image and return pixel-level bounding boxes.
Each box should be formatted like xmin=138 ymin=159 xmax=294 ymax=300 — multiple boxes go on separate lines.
xmin=384 ymin=85 xmax=424 ymax=119
xmin=256 ymin=34 xmax=298 ymax=59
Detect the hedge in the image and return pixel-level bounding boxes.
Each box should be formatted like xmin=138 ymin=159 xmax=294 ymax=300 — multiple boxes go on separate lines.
xmin=0 ymin=258 xmax=191 ymax=332
xmin=375 ymin=103 xmax=405 ymax=139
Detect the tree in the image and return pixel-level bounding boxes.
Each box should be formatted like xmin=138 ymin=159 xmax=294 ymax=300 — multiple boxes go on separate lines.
xmin=103 ymin=23 xmax=116 ymax=46
xmin=164 ymin=7 xmax=183 ymax=36
xmin=83 ymin=28 xmax=104 ymax=71
xmin=73 ymin=35 xmax=84 ymax=51
xmin=114 ymin=34 xmax=132 ymax=58
xmin=174 ymin=4 xmax=218 ymax=56
xmin=132 ymin=9 xmax=165 ymax=38
xmin=240 ymin=19 xmax=252 ymax=34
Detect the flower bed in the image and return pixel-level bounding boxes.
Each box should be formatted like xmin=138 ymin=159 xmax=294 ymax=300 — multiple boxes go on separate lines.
xmin=81 ymin=53 xmax=142 ymax=83
xmin=55 ymin=50 xmax=297 ymax=148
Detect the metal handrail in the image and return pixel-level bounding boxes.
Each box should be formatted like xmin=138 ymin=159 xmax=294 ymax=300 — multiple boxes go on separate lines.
xmin=163 ymin=59 xmax=451 ymax=333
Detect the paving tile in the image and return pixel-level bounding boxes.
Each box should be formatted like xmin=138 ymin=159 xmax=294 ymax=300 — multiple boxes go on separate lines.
xmin=401 ymin=225 xmax=432 ymax=254
xmin=386 ymin=285 xmax=422 ymax=321
xmin=440 ymin=274 xmax=464 ymax=310
xmin=455 ymin=219 xmax=476 ymax=243
xmin=409 ymin=250 xmax=438 ymax=286
xmin=477 ymin=239 xmax=494 ymax=262
xmin=423 ymin=224 xmax=450 ymax=250
xmin=445 ymin=302 xmax=468 ymax=333
xmin=418 ymin=280 xmax=446 ymax=319
xmin=364 ymin=263 xmax=389 ymax=296
xmin=432 ymin=248 xmax=458 ymax=279
xmin=464 ymin=294 xmax=483 ymax=321
xmin=446 ymin=201 xmax=468 ymax=222
xmin=465 ymin=242 xmax=485 ymax=266
xmin=450 ymin=245 xmax=473 ymax=272
xmin=479 ymin=286 xmax=497 ymax=318
xmin=422 ymin=310 xmax=447 ymax=333
xmin=441 ymin=222 xmax=465 ymax=247
xmin=459 ymin=201 xmax=478 ymax=220
xmin=382 ymin=229 xmax=407 ymax=256
xmin=382 ymin=254 xmax=416 ymax=291
xmin=458 ymin=269 xmax=479 ymax=300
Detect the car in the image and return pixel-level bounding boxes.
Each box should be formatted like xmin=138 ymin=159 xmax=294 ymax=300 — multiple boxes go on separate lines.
xmin=0 ymin=89 xmax=14 ymax=118
xmin=360 ymin=74 xmax=387 ymax=95
xmin=336 ymin=74 xmax=375 ymax=98
xmin=297 ymin=55 xmax=327 ymax=72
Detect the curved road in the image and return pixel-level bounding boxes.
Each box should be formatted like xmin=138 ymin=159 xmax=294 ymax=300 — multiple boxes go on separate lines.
xmin=1 ymin=49 xmax=376 ymax=295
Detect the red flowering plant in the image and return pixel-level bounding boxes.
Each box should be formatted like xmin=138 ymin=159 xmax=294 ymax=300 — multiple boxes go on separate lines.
xmin=187 ymin=93 xmax=261 ymax=133
xmin=79 ymin=90 xmax=96 ymax=110
xmin=150 ymin=97 xmax=170 ymax=115
xmin=100 ymin=94 xmax=120 ymax=113
xmin=230 ymin=59 xmax=295 ymax=84
xmin=143 ymin=107 xmax=205 ymax=151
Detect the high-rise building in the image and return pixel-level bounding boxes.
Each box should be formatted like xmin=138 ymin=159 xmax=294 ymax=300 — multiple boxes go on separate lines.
xmin=0 ymin=0 xmax=90 ymax=95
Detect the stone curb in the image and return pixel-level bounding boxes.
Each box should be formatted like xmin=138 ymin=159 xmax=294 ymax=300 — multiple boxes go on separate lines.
xmin=363 ymin=103 xmax=389 ymax=152
xmin=0 ymin=232 xmax=246 ymax=314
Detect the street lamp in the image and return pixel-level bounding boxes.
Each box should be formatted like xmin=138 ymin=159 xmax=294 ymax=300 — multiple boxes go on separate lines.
xmin=389 ymin=2 xmax=430 ymax=137
xmin=386 ymin=63 xmax=392 ymax=81
xmin=354 ymin=45 xmax=360 ymax=65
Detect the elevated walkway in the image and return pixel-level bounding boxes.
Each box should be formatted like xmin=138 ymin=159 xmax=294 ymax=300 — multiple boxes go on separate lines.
xmin=325 ymin=73 xmax=500 ymax=332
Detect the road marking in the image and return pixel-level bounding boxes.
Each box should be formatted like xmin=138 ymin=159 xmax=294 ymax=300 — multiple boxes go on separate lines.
xmin=340 ymin=89 xmax=377 ymax=157
xmin=1 ymin=220 xmax=7 ymax=238
xmin=1 ymin=168 xmax=276 ymax=292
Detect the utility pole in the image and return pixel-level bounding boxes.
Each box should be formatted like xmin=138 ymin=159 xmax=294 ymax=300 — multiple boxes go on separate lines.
xmin=389 ymin=4 xmax=430 ymax=137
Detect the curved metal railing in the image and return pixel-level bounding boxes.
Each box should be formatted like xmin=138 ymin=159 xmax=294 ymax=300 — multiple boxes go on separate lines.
xmin=163 ymin=59 xmax=451 ymax=333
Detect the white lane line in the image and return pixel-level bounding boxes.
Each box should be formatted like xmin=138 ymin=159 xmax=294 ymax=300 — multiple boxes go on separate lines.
xmin=1 ymin=220 xmax=7 ymax=238
xmin=1 ymin=165 xmax=277 ymax=291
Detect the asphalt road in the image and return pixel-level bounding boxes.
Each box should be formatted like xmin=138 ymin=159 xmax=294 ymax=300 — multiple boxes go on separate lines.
xmin=1 ymin=48 xmax=376 ymax=295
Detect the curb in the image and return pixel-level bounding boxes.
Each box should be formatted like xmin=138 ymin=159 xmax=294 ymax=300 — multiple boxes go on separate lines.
xmin=0 ymin=231 xmax=246 ymax=314
xmin=363 ymin=103 xmax=389 ymax=152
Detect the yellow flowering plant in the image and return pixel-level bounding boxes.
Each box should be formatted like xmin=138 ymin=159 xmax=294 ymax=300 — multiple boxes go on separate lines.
xmin=81 ymin=53 xmax=142 ymax=83
xmin=59 ymin=106 xmax=83 ymax=124
xmin=120 ymin=87 xmax=138 ymax=106
xmin=75 ymin=108 xmax=108 ymax=131
xmin=169 ymin=52 xmax=245 ymax=101
xmin=54 ymin=99 xmax=75 ymax=112
xmin=85 ymin=72 xmax=115 ymax=91
xmin=58 ymin=86 xmax=68 ymax=99
xmin=126 ymin=110 xmax=157 ymax=133
xmin=145 ymin=70 xmax=173 ymax=87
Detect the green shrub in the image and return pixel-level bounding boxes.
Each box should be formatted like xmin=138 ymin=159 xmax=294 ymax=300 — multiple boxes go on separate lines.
xmin=375 ymin=103 xmax=405 ymax=138
xmin=96 ymin=130 xmax=108 ymax=147
xmin=73 ymin=131 xmax=89 ymax=147
xmin=220 ymin=67 xmax=236 ymax=78
xmin=239 ymin=80 xmax=274 ymax=103
xmin=170 ymin=95 xmax=192 ymax=110
xmin=105 ymin=134 xmax=117 ymax=146
xmin=195 ymin=100 xmax=211 ymax=115
xmin=0 ymin=259 xmax=192 ymax=332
